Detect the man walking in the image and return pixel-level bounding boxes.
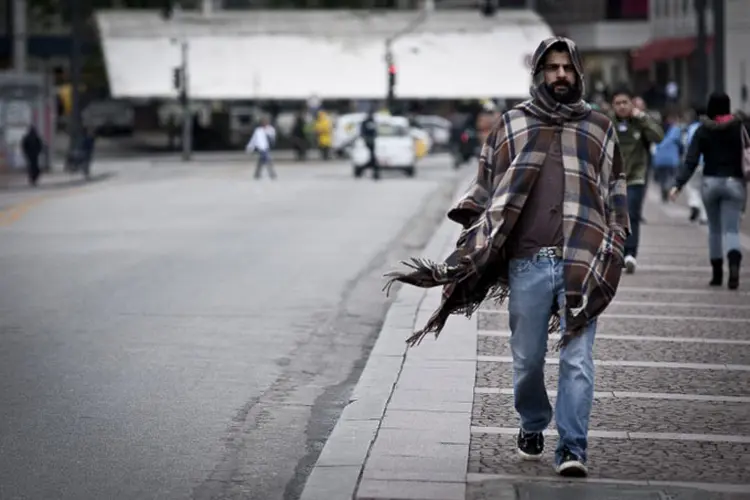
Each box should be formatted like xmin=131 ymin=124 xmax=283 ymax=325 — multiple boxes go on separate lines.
xmin=610 ymin=87 xmax=663 ymax=274
xmin=360 ymin=110 xmax=380 ymax=180
xmin=245 ymin=116 xmax=277 ymax=180
xmin=683 ymin=106 xmax=708 ymax=224
xmin=385 ymin=37 xmax=629 ymax=477
xmin=21 ymin=125 xmax=44 ymax=186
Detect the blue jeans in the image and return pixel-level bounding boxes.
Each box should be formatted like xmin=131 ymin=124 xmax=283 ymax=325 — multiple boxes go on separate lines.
xmin=508 ymin=250 xmax=597 ymax=465
xmin=702 ymin=176 xmax=746 ymax=260
xmin=624 ymin=184 xmax=645 ymax=258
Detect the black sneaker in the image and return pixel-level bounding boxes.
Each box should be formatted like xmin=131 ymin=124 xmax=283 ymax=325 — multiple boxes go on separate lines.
xmin=555 ymin=448 xmax=588 ymax=477
xmin=517 ymin=429 xmax=544 ymax=460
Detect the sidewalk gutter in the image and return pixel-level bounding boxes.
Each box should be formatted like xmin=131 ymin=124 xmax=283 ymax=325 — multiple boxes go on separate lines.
xmin=299 ymin=174 xmax=474 ymax=500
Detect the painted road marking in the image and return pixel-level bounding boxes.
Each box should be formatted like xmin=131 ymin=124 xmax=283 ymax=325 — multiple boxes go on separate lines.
xmin=471 ymin=426 xmax=750 ymax=444
xmin=466 ymin=473 xmax=750 ymax=494
xmin=477 ymin=355 xmax=750 ymax=371
xmin=478 ymin=310 xmax=750 ymax=323
xmin=478 ymin=330 xmax=750 ymax=345
xmin=474 ymin=387 xmax=750 ymax=403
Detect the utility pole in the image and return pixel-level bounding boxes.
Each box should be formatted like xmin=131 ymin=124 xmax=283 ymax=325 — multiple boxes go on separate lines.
xmin=383 ymin=0 xmax=432 ymax=114
xmin=69 ymin=0 xmax=86 ymax=176
xmin=12 ymin=0 xmax=27 ymax=73
xmin=693 ymin=0 xmax=709 ymax=105
xmin=178 ymin=40 xmax=192 ymax=162
xmin=712 ymin=0 xmax=726 ymax=94
xmin=166 ymin=1 xmax=193 ymax=162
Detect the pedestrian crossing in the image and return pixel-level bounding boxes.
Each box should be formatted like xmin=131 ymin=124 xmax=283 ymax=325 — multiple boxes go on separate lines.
xmin=467 ymin=202 xmax=750 ymax=495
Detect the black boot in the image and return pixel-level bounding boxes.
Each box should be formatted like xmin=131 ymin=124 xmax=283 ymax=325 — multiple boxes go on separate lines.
xmin=728 ymin=250 xmax=742 ymax=290
xmin=710 ymin=259 xmax=723 ymax=286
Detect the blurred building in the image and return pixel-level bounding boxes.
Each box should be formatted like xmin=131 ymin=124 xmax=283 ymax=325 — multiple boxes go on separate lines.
xmin=723 ymin=0 xmax=750 ymax=113
xmin=532 ymin=0 xmax=650 ymax=96
xmin=629 ymin=0 xmax=715 ymax=107
xmin=628 ymin=0 xmax=749 ymax=111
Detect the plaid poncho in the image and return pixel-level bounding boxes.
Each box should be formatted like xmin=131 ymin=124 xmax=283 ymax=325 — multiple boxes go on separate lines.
xmin=384 ymin=38 xmax=630 ymax=348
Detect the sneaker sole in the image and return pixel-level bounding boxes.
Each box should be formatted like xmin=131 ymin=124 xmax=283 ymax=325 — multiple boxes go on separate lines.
xmin=556 ymin=460 xmax=588 ymax=477
xmin=517 ymin=449 xmax=543 ymax=461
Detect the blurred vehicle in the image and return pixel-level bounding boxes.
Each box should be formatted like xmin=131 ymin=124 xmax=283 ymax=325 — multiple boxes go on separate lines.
xmin=351 ymin=115 xmax=417 ymax=178
xmin=334 ymin=112 xmax=431 ymax=159
xmin=412 ymin=115 xmax=451 ymax=149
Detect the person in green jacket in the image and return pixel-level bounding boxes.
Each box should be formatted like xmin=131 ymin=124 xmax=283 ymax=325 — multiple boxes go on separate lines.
xmin=610 ymin=86 xmax=664 ymax=274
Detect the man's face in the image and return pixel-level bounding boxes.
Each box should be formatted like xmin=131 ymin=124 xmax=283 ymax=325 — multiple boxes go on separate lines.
xmin=612 ymin=94 xmax=633 ymax=119
xmin=542 ymin=50 xmax=576 ymax=101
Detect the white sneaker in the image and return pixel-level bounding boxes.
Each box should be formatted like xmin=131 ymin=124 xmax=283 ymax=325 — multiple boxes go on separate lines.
xmin=624 ymin=255 xmax=637 ymax=274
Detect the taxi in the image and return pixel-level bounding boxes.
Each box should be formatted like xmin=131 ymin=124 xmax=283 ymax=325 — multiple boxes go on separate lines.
xmin=350 ymin=115 xmax=420 ymax=177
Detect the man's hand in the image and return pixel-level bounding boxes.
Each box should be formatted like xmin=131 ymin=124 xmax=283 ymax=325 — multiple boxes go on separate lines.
xmin=668 ymin=186 xmax=680 ymax=202
xmin=632 ymin=107 xmax=645 ymax=119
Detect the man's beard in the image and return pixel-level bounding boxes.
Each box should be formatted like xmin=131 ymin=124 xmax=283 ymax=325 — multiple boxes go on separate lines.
xmin=545 ymin=81 xmax=577 ymax=104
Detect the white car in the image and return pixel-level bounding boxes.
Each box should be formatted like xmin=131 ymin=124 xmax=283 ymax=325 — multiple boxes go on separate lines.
xmin=334 ymin=112 xmax=432 ymax=159
xmin=351 ymin=116 xmax=417 ymax=177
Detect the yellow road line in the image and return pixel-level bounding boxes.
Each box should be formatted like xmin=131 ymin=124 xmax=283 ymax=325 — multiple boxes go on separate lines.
xmin=0 ymin=178 xmax=108 ymax=227
xmin=0 ymin=195 xmax=50 ymax=227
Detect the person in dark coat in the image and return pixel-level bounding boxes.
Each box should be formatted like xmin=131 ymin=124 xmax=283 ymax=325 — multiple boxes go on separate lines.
xmin=21 ymin=125 xmax=44 ymax=186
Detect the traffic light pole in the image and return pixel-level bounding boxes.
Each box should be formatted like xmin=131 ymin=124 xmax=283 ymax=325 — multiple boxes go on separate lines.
xmin=180 ymin=40 xmax=192 ymax=162
xmin=383 ymin=1 xmax=432 ymax=113
xmin=69 ymin=0 xmax=85 ymax=176
xmin=693 ymin=0 xmax=709 ymax=105
xmin=712 ymin=0 xmax=725 ymax=94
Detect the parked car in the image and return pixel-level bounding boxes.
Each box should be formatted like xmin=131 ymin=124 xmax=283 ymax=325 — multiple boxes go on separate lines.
xmin=351 ymin=115 xmax=417 ymax=178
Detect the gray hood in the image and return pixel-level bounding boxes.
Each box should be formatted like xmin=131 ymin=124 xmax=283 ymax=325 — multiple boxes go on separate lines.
xmin=530 ymin=36 xmax=586 ymax=101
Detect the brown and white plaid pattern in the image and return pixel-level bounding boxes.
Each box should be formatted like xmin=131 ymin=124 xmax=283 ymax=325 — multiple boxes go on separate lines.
xmin=384 ymin=38 xmax=630 ymax=348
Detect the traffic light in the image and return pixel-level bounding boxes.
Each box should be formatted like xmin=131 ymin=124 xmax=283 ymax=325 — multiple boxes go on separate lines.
xmin=387 ymin=63 xmax=396 ymax=109
xmin=173 ymin=67 xmax=182 ymax=91
xmin=481 ymin=0 xmax=496 ymax=16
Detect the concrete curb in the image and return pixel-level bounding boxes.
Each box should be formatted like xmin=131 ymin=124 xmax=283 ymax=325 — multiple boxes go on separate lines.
xmin=299 ymin=176 xmax=473 ymax=500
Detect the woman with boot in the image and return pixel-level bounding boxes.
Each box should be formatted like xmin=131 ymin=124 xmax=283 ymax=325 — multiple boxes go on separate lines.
xmin=670 ymin=92 xmax=749 ymax=290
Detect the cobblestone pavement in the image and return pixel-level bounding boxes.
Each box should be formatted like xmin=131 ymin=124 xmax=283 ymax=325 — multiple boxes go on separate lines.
xmin=468 ymin=193 xmax=750 ymax=499
xmin=300 ymin=186 xmax=750 ymax=500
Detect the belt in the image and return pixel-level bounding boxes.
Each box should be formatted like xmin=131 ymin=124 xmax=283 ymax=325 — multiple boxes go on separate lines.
xmin=535 ymin=246 xmax=563 ymax=260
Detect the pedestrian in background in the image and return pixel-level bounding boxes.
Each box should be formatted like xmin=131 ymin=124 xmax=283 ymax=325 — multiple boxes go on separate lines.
xmin=609 ymin=86 xmax=664 ymax=274
xmin=652 ymin=112 xmax=685 ymax=202
xmin=670 ymin=92 xmax=749 ymax=289
xmin=21 ymin=125 xmax=44 ymax=187
xmin=385 ymin=36 xmax=629 ymax=478
xmin=245 ymin=116 xmax=277 ymax=180
xmin=633 ymin=96 xmax=652 ymax=224
xmin=359 ymin=109 xmax=379 ymax=180
xmin=314 ymin=110 xmax=333 ymax=160
xmin=683 ymin=106 xmax=709 ymax=224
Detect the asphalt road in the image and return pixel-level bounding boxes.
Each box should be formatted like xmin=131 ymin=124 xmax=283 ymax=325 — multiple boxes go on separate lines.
xmin=0 ymin=155 xmax=466 ymax=500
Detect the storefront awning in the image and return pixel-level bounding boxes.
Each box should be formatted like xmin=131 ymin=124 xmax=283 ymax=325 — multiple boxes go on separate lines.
xmin=630 ymin=35 xmax=714 ymax=72
xmin=96 ymin=9 xmax=553 ymax=101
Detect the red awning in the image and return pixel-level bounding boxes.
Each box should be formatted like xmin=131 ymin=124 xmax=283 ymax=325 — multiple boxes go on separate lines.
xmin=630 ymin=36 xmax=714 ymax=72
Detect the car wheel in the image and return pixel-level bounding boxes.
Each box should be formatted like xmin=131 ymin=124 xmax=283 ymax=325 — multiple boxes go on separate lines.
xmin=353 ymin=166 xmax=363 ymax=178
xmin=404 ymin=166 xmax=416 ymax=178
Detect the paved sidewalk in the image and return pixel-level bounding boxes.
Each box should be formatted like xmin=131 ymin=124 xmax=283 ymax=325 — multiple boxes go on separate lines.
xmin=299 ymin=188 xmax=750 ymax=500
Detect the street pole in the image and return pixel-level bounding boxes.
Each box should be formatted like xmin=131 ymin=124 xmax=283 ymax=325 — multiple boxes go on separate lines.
xmin=12 ymin=0 xmax=27 ymax=73
xmin=180 ymin=40 xmax=192 ymax=162
xmin=69 ymin=0 xmax=85 ymax=175
xmin=712 ymin=0 xmax=726 ymax=94
xmin=693 ymin=0 xmax=709 ymax=105
xmin=383 ymin=0 xmax=432 ymax=114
